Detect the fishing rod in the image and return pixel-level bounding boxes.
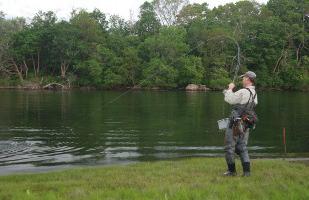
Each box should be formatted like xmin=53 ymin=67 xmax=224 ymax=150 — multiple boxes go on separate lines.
xmin=201 ymin=35 xmax=241 ymax=83
xmin=233 ymin=40 xmax=241 ymax=83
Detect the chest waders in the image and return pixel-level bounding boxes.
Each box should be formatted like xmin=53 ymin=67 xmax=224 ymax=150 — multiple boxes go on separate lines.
xmin=224 ymin=88 xmax=257 ymax=177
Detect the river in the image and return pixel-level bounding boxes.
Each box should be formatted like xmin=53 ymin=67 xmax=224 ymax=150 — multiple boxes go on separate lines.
xmin=0 ymin=90 xmax=308 ymax=174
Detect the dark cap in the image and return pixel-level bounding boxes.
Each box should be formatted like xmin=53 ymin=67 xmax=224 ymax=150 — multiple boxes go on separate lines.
xmin=239 ymin=71 xmax=256 ymax=79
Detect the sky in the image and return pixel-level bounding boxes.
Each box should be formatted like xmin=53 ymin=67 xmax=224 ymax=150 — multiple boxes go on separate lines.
xmin=0 ymin=0 xmax=269 ymax=21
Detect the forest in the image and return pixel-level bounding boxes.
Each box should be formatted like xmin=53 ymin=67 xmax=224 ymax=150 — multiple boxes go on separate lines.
xmin=0 ymin=0 xmax=308 ymax=90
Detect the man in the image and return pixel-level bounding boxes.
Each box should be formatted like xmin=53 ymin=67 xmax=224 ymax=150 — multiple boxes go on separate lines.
xmin=223 ymin=71 xmax=258 ymax=177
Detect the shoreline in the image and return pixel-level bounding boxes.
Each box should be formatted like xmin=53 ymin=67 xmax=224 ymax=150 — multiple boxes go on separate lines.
xmin=0 ymin=85 xmax=308 ymax=92
xmin=1 ymin=155 xmax=309 ymax=177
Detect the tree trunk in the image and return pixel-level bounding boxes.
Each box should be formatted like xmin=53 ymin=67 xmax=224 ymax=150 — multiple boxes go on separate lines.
xmin=61 ymin=61 xmax=69 ymax=78
xmin=23 ymin=60 xmax=28 ymax=79
xmin=296 ymin=42 xmax=304 ymax=67
xmin=12 ymin=60 xmax=23 ymax=82
xmin=43 ymin=82 xmax=66 ymax=89
xmin=37 ymin=51 xmax=40 ymax=76
xmin=273 ymin=48 xmax=286 ymax=73
xmin=32 ymin=56 xmax=36 ymax=77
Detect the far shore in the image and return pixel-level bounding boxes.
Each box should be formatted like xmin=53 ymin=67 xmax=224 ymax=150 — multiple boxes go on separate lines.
xmin=0 ymin=85 xmax=308 ymax=92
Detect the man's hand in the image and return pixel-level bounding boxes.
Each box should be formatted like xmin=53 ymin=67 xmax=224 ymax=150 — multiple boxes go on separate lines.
xmin=228 ymin=83 xmax=235 ymax=90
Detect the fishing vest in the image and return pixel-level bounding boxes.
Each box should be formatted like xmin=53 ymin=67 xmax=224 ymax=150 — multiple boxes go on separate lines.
xmin=229 ymin=88 xmax=258 ymax=131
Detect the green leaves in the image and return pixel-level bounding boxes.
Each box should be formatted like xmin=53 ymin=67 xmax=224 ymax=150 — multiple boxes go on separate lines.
xmin=142 ymin=58 xmax=178 ymax=88
xmin=142 ymin=26 xmax=188 ymax=63
xmin=0 ymin=0 xmax=308 ymax=90
xmin=177 ymin=56 xmax=204 ymax=86
xmin=135 ymin=2 xmax=161 ymax=39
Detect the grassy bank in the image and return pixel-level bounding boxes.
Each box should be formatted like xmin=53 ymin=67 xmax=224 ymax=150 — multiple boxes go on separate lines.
xmin=0 ymin=158 xmax=308 ymax=200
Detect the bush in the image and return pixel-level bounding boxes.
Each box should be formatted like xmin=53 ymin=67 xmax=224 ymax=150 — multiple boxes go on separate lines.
xmin=75 ymin=59 xmax=103 ymax=86
xmin=278 ymin=68 xmax=302 ymax=89
xmin=102 ymin=68 xmax=124 ymax=88
xmin=208 ymin=78 xmax=231 ymax=90
xmin=177 ymin=56 xmax=205 ymax=87
xmin=298 ymin=74 xmax=309 ymax=91
xmin=0 ymin=77 xmax=20 ymax=86
xmin=207 ymin=68 xmax=231 ymax=90
xmin=141 ymin=58 xmax=178 ymax=88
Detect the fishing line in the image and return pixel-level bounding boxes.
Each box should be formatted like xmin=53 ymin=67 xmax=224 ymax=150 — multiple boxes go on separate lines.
xmin=64 ymin=36 xmax=240 ymax=126
xmin=62 ymin=41 xmax=206 ymax=128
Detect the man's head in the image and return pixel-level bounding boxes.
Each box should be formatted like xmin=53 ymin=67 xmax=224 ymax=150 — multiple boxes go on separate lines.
xmin=240 ymin=71 xmax=256 ymax=87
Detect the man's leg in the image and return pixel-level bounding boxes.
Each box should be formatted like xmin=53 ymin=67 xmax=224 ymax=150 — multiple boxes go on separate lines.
xmin=238 ymin=130 xmax=251 ymax=176
xmin=224 ymin=127 xmax=236 ymax=175
xmin=235 ymin=129 xmax=250 ymax=155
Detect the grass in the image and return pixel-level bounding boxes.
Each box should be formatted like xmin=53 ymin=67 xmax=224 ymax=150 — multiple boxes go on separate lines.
xmin=0 ymin=158 xmax=308 ymax=200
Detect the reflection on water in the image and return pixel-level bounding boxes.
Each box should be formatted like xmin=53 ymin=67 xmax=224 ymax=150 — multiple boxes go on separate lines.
xmin=0 ymin=90 xmax=308 ymax=174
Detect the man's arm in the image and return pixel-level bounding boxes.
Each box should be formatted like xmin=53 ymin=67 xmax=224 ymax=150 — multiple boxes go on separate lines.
xmin=224 ymin=89 xmax=243 ymax=105
xmin=223 ymin=83 xmax=243 ymax=105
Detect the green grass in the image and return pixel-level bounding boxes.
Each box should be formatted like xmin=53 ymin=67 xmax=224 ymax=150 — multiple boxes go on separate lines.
xmin=0 ymin=158 xmax=308 ymax=200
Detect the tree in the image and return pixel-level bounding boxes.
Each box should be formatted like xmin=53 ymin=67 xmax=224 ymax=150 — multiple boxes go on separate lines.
xmin=69 ymin=9 xmax=106 ymax=85
xmin=29 ymin=11 xmax=58 ymax=77
xmin=153 ymin=0 xmax=189 ymax=26
xmin=177 ymin=3 xmax=209 ymax=25
xmin=97 ymin=46 xmax=121 ymax=88
xmin=52 ymin=21 xmax=79 ymax=78
xmin=121 ymin=47 xmax=142 ymax=86
xmin=9 ymin=27 xmax=41 ymax=80
xmin=0 ymin=14 xmax=25 ymax=78
xmin=89 ymin=8 xmax=108 ymax=31
xmin=141 ymin=26 xmax=189 ymax=64
xmin=135 ymin=2 xmax=161 ymax=39
xmin=267 ymin=0 xmax=309 ymax=67
xmin=109 ymin=15 xmax=130 ymax=36
xmin=0 ymin=1 xmax=308 ymax=90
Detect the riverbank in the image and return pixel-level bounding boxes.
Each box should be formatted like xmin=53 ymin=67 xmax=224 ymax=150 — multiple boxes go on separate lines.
xmin=0 ymin=158 xmax=308 ymax=200
xmin=1 ymin=85 xmax=309 ymax=92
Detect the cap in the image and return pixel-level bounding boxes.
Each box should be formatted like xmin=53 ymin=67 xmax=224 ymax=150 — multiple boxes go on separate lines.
xmin=239 ymin=71 xmax=256 ymax=79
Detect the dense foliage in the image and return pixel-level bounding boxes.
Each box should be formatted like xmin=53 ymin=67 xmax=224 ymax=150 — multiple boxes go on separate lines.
xmin=0 ymin=0 xmax=308 ymax=90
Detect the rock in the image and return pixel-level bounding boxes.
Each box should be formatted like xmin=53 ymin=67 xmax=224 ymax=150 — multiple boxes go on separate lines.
xmin=186 ymin=84 xmax=199 ymax=91
xmin=132 ymin=85 xmax=142 ymax=90
xmin=185 ymin=84 xmax=210 ymax=91
xmin=198 ymin=85 xmax=210 ymax=91
xmin=151 ymin=87 xmax=160 ymax=90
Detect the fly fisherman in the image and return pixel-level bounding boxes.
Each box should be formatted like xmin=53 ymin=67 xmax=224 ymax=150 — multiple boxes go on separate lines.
xmin=223 ymin=71 xmax=258 ymax=177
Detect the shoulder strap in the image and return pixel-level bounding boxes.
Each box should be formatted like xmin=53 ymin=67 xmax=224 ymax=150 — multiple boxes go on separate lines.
xmin=245 ymin=88 xmax=256 ymax=106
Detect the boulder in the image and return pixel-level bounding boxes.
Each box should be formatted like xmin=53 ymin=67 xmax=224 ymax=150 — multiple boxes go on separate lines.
xmin=185 ymin=84 xmax=209 ymax=91
xmin=132 ymin=85 xmax=142 ymax=90
xmin=186 ymin=84 xmax=199 ymax=91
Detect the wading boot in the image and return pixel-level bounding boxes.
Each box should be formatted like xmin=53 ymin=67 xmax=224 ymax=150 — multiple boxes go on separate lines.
xmin=223 ymin=163 xmax=237 ymax=176
xmin=242 ymin=162 xmax=250 ymax=177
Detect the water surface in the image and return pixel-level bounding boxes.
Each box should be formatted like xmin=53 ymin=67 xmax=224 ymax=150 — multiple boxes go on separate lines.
xmin=0 ymin=90 xmax=308 ymax=174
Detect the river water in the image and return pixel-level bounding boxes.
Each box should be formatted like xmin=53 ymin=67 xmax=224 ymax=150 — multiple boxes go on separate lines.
xmin=0 ymin=90 xmax=308 ymax=174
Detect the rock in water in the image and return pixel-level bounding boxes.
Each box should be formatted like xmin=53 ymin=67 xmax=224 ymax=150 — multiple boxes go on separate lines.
xmin=185 ymin=84 xmax=209 ymax=91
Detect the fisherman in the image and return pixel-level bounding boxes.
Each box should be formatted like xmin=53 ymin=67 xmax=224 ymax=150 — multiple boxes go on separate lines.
xmin=223 ymin=71 xmax=258 ymax=177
